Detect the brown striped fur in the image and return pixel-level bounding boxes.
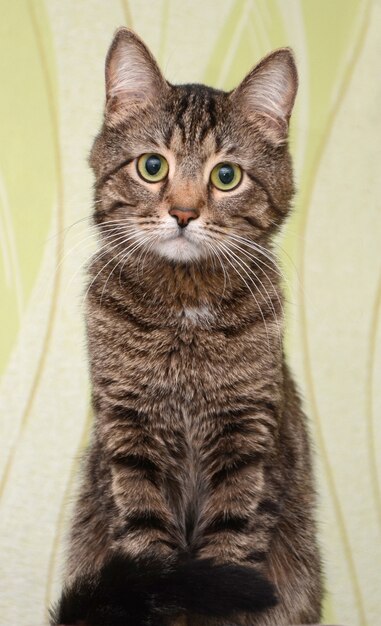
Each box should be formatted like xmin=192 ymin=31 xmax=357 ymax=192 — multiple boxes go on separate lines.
xmin=51 ymin=28 xmax=322 ymax=626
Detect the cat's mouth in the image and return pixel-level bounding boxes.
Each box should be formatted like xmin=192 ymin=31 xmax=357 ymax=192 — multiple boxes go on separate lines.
xmin=171 ymin=229 xmax=188 ymax=240
xmin=167 ymin=227 xmax=195 ymax=243
xmin=154 ymin=228 xmax=205 ymax=262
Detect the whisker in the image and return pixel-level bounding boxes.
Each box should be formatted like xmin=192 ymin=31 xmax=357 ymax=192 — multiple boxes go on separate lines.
xmin=225 ymin=238 xmax=285 ymax=323
xmin=206 ymin=226 xmax=295 ymax=297
xmin=44 ymin=213 xmax=150 ymax=244
xmin=205 ymin=238 xmax=229 ymax=302
xmin=213 ymin=241 xmax=271 ymax=353
xmin=206 ymin=226 xmax=280 ymax=267
xmin=57 ymin=225 xmax=136 ymax=273
xmin=80 ymin=233 xmax=144 ymax=308
xmin=117 ymin=233 xmax=159 ymax=290
xmin=136 ymin=232 xmax=161 ymax=283
xmin=226 ymin=235 xmax=282 ymax=276
xmin=64 ymin=229 xmax=140 ymax=297
xmin=226 ymin=232 xmax=299 ymax=302
xmin=38 ymin=226 xmax=137 ymax=304
xmin=44 ymin=214 xmax=93 ymax=243
xmin=99 ymin=234 xmax=157 ymax=305
xmin=221 ymin=241 xmax=282 ymax=342
xmin=221 ymin=231 xmax=279 ymax=264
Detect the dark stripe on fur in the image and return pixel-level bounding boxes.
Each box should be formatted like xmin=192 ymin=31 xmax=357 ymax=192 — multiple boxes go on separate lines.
xmin=218 ymin=304 xmax=277 ymax=337
xmin=95 ymin=157 xmax=134 ymax=191
xmin=112 ymin=452 xmax=160 ymax=476
xmin=50 ymin=553 xmax=277 ymax=626
xmin=126 ymin=511 xmax=169 ymax=532
xmin=113 ymin=511 xmax=169 ymax=539
xmin=205 ymin=513 xmax=249 ymax=534
xmin=108 ymin=405 xmax=148 ymax=421
xmin=210 ymin=452 xmax=263 ymax=488
xmin=243 ymin=214 xmax=268 ymax=231
xmin=175 ymin=93 xmax=190 ymax=142
xmin=199 ymin=92 xmax=217 ymax=141
xmin=247 ymin=550 xmax=267 ymax=563
xmin=95 ymin=292 xmax=158 ymax=331
xmin=256 ymin=498 xmax=281 ymax=516
xmin=246 ymin=171 xmax=284 ymax=216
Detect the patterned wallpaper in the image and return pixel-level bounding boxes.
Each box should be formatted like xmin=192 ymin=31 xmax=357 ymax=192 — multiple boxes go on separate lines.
xmin=1 ymin=1 xmax=380 ymax=625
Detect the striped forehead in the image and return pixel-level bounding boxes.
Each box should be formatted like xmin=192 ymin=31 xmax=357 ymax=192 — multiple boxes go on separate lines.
xmin=165 ymin=85 xmax=222 ymax=152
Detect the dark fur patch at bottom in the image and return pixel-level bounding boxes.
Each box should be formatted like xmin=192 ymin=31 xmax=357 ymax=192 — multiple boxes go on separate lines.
xmin=50 ymin=553 xmax=277 ymax=626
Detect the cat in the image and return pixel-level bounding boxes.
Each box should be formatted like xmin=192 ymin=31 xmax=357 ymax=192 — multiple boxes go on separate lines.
xmin=51 ymin=27 xmax=322 ymax=626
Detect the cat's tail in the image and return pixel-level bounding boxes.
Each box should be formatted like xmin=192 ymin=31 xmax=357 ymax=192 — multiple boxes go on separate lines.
xmin=51 ymin=553 xmax=277 ymax=626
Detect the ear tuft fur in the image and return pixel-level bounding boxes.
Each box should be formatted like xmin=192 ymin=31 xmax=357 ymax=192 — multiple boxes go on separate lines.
xmin=231 ymin=47 xmax=298 ymax=144
xmin=105 ymin=27 xmax=167 ymax=121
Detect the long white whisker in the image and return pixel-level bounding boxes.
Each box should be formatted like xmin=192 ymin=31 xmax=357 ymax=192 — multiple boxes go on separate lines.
xmin=226 ymin=233 xmax=296 ymax=302
xmin=206 ymin=238 xmax=229 ymax=302
xmin=212 ymin=229 xmax=293 ymax=289
xmin=226 ymin=234 xmax=283 ymax=277
xmin=65 ymin=230 xmax=141 ymax=297
xmin=221 ymin=241 xmax=282 ymax=342
xmin=136 ymin=232 xmax=161 ymax=283
xmin=116 ymin=233 xmax=158 ymax=290
xmin=80 ymin=233 xmax=145 ymax=308
xmin=44 ymin=214 xmax=149 ymax=243
xmin=207 ymin=228 xmax=281 ymax=273
xmin=214 ymin=241 xmax=271 ymax=353
xmin=41 ymin=226 xmax=137 ymax=303
xmin=100 ymin=234 xmax=157 ymax=305
xmin=57 ymin=225 xmax=139 ymax=277
xmin=44 ymin=214 xmax=93 ymax=242
xmin=226 ymin=238 xmax=284 ymax=323
xmin=224 ymin=232 xmax=279 ymax=264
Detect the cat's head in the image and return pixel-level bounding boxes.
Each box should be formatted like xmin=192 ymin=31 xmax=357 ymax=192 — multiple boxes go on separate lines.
xmin=90 ymin=28 xmax=297 ymax=264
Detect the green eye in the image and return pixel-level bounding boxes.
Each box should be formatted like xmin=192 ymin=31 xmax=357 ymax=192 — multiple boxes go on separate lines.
xmin=210 ymin=162 xmax=242 ymax=191
xmin=137 ymin=153 xmax=169 ymax=182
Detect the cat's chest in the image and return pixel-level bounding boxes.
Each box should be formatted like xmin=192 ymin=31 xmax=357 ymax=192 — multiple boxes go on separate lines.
xmin=123 ymin=308 xmax=261 ymax=396
xmin=90 ymin=300 xmax=273 ymax=404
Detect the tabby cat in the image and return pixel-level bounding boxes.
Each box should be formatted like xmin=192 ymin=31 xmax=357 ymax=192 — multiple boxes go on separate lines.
xmin=51 ymin=27 xmax=322 ymax=626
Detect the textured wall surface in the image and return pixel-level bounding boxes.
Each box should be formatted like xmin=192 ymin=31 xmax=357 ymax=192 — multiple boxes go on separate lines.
xmin=1 ymin=1 xmax=380 ymax=625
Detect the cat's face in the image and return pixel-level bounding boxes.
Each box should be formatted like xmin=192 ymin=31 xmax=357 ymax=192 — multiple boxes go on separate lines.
xmin=90 ymin=29 xmax=297 ymax=265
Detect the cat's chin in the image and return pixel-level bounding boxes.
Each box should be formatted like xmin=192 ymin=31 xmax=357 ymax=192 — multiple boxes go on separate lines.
xmin=154 ymin=235 xmax=205 ymax=263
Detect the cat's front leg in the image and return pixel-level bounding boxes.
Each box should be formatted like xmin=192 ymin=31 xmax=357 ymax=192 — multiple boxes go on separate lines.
xmin=102 ymin=405 xmax=185 ymax=558
xmin=193 ymin=403 xmax=322 ymax=626
xmin=52 ymin=406 xmax=184 ymax=626
xmin=197 ymin=401 xmax=281 ymax=569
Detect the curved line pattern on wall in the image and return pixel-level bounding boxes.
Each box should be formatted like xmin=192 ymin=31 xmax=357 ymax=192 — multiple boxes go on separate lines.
xmin=0 ymin=2 xmax=380 ymax=625
xmin=0 ymin=0 xmax=64 ymax=502
xmin=297 ymin=2 xmax=371 ymax=624
xmin=44 ymin=407 xmax=93 ymax=618
xmin=366 ymin=272 xmax=381 ymax=528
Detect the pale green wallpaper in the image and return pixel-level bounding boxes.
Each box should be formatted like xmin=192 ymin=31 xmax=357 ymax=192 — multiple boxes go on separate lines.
xmin=1 ymin=1 xmax=380 ymax=625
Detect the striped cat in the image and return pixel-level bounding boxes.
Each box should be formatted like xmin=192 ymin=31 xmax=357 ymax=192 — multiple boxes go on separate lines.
xmin=51 ymin=27 xmax=322 ymax=626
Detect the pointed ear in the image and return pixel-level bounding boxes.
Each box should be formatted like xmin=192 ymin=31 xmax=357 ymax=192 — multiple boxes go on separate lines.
xmin=230 ymin=48 xmax=298 ymax=144
xmin=105 ymin=28 xmax=168 ymax=121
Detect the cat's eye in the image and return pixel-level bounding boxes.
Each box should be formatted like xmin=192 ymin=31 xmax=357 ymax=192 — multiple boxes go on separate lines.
xmin=210 ymin=162 xmax=242 ymax=191
xmin=137 ymin=153 xmax=169 ymax=183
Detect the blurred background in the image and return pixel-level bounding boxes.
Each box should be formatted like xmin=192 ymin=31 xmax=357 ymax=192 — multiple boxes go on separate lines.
xmin=1 ymin=1 xmax=380 ymax=624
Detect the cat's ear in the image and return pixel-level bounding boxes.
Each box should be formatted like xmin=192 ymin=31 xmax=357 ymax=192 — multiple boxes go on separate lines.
xmin=230 ymin=48 xmax=298 ymax=144
xmin=105 ymin=28 xmax=168 ymax=122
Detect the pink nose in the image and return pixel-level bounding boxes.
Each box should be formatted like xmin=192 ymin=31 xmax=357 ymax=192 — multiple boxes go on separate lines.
xmin=169 ymin=207 xmax=199 ymax=228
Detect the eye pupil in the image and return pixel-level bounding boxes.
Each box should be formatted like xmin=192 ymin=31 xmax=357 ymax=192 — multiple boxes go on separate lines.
xmin=218 ymin=165 xmax=235 ymax=185
xmin=145 ymin=155 xmax=162 ymax=175
xmin=210 ymin=162 xmax=241 ymax=191
xmin=137 ymin=153 xmax=169 ymax=182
